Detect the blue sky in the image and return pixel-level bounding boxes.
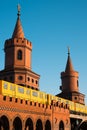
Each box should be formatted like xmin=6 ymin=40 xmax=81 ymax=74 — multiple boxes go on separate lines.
xmin=0 ymin=0 xmax=87 ymax=104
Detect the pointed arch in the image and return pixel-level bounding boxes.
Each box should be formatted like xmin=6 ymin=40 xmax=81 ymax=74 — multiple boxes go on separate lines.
xmin=45 ymin=120 xmax=51 ymax=130
xmin=13 ymin=117 xmax=22 ymax=130
xmin=36 ymin=119 xmax=43 ymax=130
xmin=59 ymin=120 xmax=64 ymax=130
xmin=0 ymin=115 xmax=9 ymax=130
xmin=25 ymin=118 xmax=33 ymax=130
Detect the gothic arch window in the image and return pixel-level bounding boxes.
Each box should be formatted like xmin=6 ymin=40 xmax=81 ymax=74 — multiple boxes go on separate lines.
xmin=59 ymin=120 xmax=64 ymax=130
xmin=17 ymin=50 xmax=22 ymax=60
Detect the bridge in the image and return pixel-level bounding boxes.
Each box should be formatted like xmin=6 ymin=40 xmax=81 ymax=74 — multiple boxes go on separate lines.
xmin=70 ymin=112 xmax=87 ymax=130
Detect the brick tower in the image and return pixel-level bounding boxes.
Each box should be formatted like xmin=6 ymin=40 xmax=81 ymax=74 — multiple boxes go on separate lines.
xmin=0 ymin=5 xmax=40 ymax=90
xmin=0 ymin=5 xmax=70 ymax=130
xmin=57 ymin=48 xmax=85 ymax=104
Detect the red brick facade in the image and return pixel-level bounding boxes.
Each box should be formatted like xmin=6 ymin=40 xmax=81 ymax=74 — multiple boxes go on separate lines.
xmin=0 ymin=95 xmax=70 ymax=130
xmin=0 ymin=5 xmax=71 ymax=130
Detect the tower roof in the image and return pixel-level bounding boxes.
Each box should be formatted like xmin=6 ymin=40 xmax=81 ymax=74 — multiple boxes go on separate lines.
xmin=12 ymin=4 xmax=24 ymax=38
xmin=65 ymin=47 xmax=74 ymax=72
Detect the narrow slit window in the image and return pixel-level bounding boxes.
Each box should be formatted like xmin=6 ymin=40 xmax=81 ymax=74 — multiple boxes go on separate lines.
xmin=17 ymin=50 xmax=22 ymax=60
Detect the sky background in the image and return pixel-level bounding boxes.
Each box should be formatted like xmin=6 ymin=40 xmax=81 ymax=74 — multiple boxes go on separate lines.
xmin=0 ymin=0 xmax=87 ymax=104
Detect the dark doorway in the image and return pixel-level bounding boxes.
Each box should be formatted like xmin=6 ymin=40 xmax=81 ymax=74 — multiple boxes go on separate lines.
xmin=59 ymin=120 xmax=64 ymax=130
xmin=13 ymin=117 xmax=22 ymax=130
xmin=45 ymin=120 xmax=51 ymax=130
xmin=36 ymin=119 xmax=43 ymax=130
xmin=25 ymin=118 xmax=33 ymax=130
xmin=0 ymin=116 xmax=9 ymax=130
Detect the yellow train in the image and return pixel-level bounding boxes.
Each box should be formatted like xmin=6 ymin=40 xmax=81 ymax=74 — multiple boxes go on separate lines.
xmin=0 ymin=80 xmax=87 ymax=115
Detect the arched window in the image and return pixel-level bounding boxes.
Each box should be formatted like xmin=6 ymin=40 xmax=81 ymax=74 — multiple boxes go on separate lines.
xmin=17 ymin=50 xmax=22 ymax=60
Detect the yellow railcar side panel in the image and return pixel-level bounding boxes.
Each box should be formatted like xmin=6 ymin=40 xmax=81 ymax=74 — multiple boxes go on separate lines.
xmin=15 ymin=85 xmax=24 ymax=99
xmin=25 ymin=87 xmax=31 ymax=100
xmin=2 ymin=81 xmax=9 ymax=96
xmin=1 ymin=80 xmax=87 ymax=115
xmin=31 ymin=90 xmax=39 ymax=102
xmin=39 ymin=91 xmax=47 ymax=104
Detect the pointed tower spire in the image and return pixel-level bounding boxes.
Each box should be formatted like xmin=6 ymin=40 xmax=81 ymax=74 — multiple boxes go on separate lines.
xmin=57 ymin=48 xmax=85 ymax=105
xmin=12 ymin=4 xmax=24 ymax=38
xmin=65 ymin=47 xmax=74 ymax=72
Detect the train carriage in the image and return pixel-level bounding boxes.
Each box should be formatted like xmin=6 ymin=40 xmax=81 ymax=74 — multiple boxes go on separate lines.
xmin=0 ymin=80 xmax=87 ymax=115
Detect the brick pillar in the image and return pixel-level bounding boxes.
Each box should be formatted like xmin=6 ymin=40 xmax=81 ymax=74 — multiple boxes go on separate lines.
xmin=34 ymin=123 xmax=36 ymax=130
xmin=10 ymin=119 xmax=14 ymax=130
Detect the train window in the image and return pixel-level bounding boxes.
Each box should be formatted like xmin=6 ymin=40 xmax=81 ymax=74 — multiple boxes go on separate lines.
xmin=32 ymin=91 xmax=38 ymax=97
xmin=50 ymin=96 xmax=52 ymax=100
xmin=66 ymin=101 xmax=69 ymax=104
xmin=58 ymin=98 xmax=61 ymax=102
xmin=45 ymin=95 xmax=47 ymax=99
xmin=39 ymin=93 xmax=43 ymax=98
xmin=3 ymin=82 xmax=8 ymax=89
xmin=10 ymin=85 xmax=13 ymax=90
xmin=18 ymin=87 xmax=24 ymax=94
xmin=26 ymin=90 xmax=30 ymax=95
xmin=10 ymin=85 xmax=15 ymax=91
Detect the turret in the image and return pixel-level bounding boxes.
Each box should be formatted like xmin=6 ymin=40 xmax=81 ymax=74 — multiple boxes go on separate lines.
xmin=61 ymin=47 xmax=79 ymax=93
xmin=0 ymin=5 xmax=40 ymax=90
xmin=57 ymin=48 xmax=85 ymax=104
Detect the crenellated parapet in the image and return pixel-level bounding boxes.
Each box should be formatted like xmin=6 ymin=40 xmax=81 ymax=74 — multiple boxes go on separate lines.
xmin=5 ymin=38 xmax=32 ymax=50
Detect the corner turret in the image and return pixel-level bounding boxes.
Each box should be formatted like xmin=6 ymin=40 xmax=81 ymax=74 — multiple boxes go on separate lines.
xmin=57 ymin=48 xmax=85 ymax=104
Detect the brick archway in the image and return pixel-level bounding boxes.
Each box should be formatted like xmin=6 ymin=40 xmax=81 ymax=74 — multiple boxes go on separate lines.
xmin=59 ymin=120 xmax=64 ymax=130
xmin=25 ymin=118 xmax=33 ymax=130
xmin=45 ymin=120 xmax=51 ymax=130
xmin=13 ymin=117 xmax=22 ymax=130
xmin=0 ymin=115 xmax=9 ymax=130
xmin=36 ymin=119 xmax=43 ymax=130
